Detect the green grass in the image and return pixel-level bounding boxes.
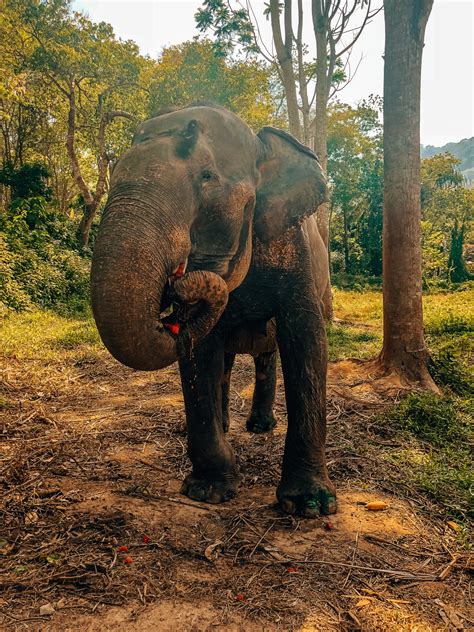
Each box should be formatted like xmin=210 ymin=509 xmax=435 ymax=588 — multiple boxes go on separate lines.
xmin=381 ymin=393 xmax=473 ymax=521
xmin=0 ymin=309 xmax=101 ymax=361
xmin=327 ymin=323 xmax=379 ymax=361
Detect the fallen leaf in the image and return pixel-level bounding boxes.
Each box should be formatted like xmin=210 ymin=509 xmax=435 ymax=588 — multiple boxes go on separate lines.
xmin=365 ymin=501 xmax=388 ymax=511
xmin=204 ymin=539 xmax=223 ymax=562
xmin=447 ymin=521 xmax=462 ymax=533
xmin=324 ymin=521 xmax=334 ymax=530
xmin=355 ymin=599 xmax=371 ymax=608
xmin=39 ymin=603 xmax=55 ymax=616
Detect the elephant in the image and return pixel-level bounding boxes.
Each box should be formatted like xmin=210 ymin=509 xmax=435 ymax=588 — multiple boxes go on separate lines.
xmin=91 ymin=103 xmax=336 ymax=517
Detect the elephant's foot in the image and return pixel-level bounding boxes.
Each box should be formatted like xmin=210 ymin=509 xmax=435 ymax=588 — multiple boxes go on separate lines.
xmin=181 ymin=471 xmax=240 ymax=504
xmin=277 ymin=472 xmax=337 ymax=518
xmin=246 ymin=410 xmax=277 ymax=434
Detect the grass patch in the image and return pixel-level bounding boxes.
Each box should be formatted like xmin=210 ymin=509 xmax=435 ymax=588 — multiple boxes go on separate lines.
xmin=0 ymin=309 xmax=101 ymax=361
xmin=327 ymin=323 xmax=379 ymax=361
xmin=381 ymin=393 xmax=473 ymax=521
xmin=332 ymin=288 xmax=382 ymax=326
xmin=429 ymin=344 xmax=473 ymax=396
xmin=53 ymin=320 xmax=100 ymax=349
xmin=383 ymin=392 xmax=469 ymax=446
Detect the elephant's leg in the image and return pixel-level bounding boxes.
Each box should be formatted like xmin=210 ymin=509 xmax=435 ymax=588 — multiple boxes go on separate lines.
xmin=275 ymin=288 xmax=336 ymax=518
xmin=179 ymin=336 xmax=240 ymax=504
xmin=221 ymin=352 xmax=235 ymax=433
xmin=246 ymin=351 xmax=278 ymax=433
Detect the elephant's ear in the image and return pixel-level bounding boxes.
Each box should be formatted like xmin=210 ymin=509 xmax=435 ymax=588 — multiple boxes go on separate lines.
xmin=254 ymin=127 xmax=328 ymax=242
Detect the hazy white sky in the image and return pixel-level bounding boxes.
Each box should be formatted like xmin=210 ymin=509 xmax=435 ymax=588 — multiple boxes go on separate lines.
xmin=73 ymin=0 xmax=473 ymax=146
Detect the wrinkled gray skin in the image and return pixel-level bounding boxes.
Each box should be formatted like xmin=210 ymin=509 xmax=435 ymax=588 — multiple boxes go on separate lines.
xmin=91 ymin=104 xmax=336 ymax=517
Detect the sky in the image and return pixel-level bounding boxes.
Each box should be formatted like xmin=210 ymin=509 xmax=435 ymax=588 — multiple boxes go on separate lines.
xmin=72 ymin=0 xmax=474 ymax=147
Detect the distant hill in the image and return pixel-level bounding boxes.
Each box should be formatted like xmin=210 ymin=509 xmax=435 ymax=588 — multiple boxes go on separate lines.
xmin=421 ymin=137 xmax=474 ymax=181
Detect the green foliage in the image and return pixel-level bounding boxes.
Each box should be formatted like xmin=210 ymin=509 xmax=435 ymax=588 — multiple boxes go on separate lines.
xmin=149 ymin=40 xmax=279 ymax=130
xmin=0 ymin=161 xmax=52 ymax=201
xmin=328 ymin=98 xmax=384 ymax=277
xmin=0 ymin=197 xmax=89 ymax=313
xmin=421 ymin=153 xmax=473 ymax=283
xmin=425 ymin=310 xmax=473 ymax=395
xmin=426 ymin=313 xmax=473 ymax=335
xmin=429 ymin=345 xmax=473 ymax=396
xmin=421 ymin=137 xmax=474 ymax=178
xmin=195 ymin=1 xmax=257 ymax=56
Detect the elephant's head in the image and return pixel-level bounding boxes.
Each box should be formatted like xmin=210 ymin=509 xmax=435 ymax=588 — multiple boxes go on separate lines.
xmin=91 ymin=105 xmax=327 ymax=370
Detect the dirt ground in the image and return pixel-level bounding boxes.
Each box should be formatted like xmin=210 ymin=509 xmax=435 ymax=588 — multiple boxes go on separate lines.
xmin=1 ymin=346 xmax=472 ymax=631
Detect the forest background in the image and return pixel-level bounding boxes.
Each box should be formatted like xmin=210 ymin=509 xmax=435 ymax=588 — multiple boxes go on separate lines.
xmin=1 ymin=0 xmax=473 ymax=317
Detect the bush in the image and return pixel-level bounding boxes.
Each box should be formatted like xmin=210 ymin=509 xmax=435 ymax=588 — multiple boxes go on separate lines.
xmin=0 ymin=197 xmax=90 ymax=314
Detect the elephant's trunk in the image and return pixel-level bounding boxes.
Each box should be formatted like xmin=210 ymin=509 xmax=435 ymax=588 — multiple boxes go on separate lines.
xmin=91 ymin=185 xmax=228 ymax=370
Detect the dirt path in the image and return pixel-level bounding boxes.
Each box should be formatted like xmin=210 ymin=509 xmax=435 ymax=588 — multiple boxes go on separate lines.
xmin=0 ymin=349 xmax=472 ymax=631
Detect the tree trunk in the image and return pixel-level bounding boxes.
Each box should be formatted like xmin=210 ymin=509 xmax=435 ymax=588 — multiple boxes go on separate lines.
xmin=296 ymin=0 xmax=311 ymax=144
xmin=379 ymin=0 xmax=436 ymax=389
xmin=270 ymin=0 xmax=302 ymax=140
xmin=343 ymin=209 xmax=350 ymax=273
xmin=312 ymin=1 xmax=333 ymax=320
xmin=77 ymin=200 xmax=98 ymax=247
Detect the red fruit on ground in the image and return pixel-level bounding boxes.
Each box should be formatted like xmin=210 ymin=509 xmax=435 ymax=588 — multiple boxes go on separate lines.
xmin=235 ymin=594 xmax=244 ymax=601
xmin=143 ymin=535 xmax=150 ymax=544
xmin=117 ymin=545 xmax=128 ymax=552
xmin=123 ymin=556 xmax=133 ymax=564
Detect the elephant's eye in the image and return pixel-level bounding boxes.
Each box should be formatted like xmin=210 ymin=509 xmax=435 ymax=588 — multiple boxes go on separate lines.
xmin=201 ymin=169 xmax=214 ymax=181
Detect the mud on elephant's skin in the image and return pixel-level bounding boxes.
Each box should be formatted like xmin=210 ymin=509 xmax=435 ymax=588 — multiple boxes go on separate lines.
xmin=91 ymin=103 xmax=336 ymax=517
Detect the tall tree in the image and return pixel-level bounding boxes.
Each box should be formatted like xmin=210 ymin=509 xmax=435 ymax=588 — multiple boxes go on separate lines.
xmin=327 ymin=98 xmax=383 ymax=277
xmin=421 ymin=154 xmax=473 ymax=283
xmin=379 ymin=0 xmax=436 ymax=389
xmin=149 ymin=40 xmax=279 ymax=131
xmin=6 ymin=0 xmax=149 ymax=246
xmin=196 ymin=0 xmax=380 ymax=318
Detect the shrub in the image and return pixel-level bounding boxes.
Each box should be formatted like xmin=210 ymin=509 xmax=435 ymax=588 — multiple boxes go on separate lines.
xmin=0 ymin=197 xmax=90 ymax=314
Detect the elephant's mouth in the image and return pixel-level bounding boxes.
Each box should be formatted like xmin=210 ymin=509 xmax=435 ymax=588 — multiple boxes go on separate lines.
xmin=160 ymin=261 xmax=188 ymax=338
xmin=158 ymin=261 xmax=227 ymax=359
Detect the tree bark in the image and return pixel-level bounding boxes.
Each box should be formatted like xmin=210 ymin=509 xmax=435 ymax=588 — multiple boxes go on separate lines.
xmin=379 ymin=0 xmax=437 ymax=389
xmin=270 ymin=0 xmax=302 ymax=139
xmin=296 ymin=0 xmax=311 ymax=144
xmin=312 ymin=0 xmax=333 ymax=320
xmin=66 ymin=83 xmax=135 ymax=247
